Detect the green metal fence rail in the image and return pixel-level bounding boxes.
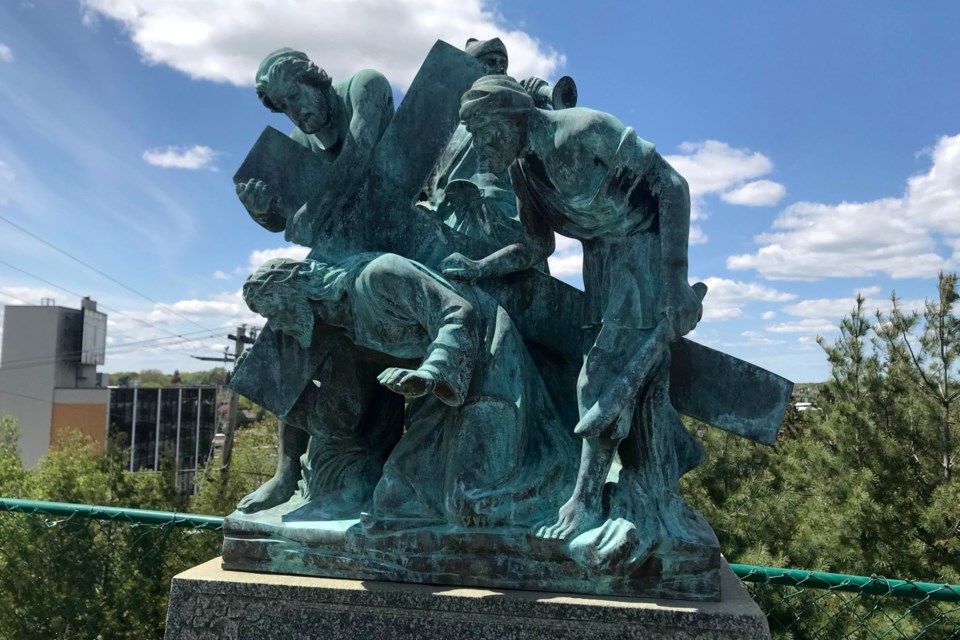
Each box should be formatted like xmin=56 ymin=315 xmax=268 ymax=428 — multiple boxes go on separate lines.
xmin=0 ymin=497 xmax=224 ymax=530
xmin=2 ymin=498 xmax=959 ymax=639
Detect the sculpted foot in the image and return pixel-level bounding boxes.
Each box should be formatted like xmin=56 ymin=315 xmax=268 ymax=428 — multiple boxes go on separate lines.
xmin=536 ymin=497 xmax=603 ymax=541
xmin=237 ymin=472 xmax=299 ymax=514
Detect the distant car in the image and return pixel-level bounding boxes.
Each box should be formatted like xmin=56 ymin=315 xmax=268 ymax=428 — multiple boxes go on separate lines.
xmin=794 ymin=402 xmax=819 ymax=412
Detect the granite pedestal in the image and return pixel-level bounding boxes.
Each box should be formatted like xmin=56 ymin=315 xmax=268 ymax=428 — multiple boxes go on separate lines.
xmin=164 ymin=558 xmax=770 ymax=639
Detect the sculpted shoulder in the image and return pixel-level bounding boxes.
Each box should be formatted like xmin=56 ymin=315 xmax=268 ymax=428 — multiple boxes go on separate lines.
xmin=342 ymin=69 xmax=393 ymax=104
xmin=550 ymin=108 xmax=626 ymax=162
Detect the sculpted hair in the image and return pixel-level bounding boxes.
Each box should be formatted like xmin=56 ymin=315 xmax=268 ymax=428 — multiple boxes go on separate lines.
xmin=255 ymin=48 xmax=332 ymax=113
xmin=243 ymin=257 xmax=351 ymax=314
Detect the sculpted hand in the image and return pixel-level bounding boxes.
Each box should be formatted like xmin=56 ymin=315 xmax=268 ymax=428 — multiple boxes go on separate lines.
xmin=439 ymin=253 xmax=485 ymax=281
xmin=519 ymin=76 xmax=550 ymax=108
xmin=285 ymin=205 xmax=315 ymax=247
xmin=659 ymin=281 xmax=706 ymax=340
xmin=377 ymin=368 xmax=437 ymax=398
xmin=236 ymin=179 xmax=278 ymax=222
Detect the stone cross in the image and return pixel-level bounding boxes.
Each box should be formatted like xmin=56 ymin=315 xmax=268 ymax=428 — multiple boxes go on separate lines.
xmin=230 ymin=40 xmax=792 ymax=445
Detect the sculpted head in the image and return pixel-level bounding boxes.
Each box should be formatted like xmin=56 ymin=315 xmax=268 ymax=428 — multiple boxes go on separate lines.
xmin=255 ymin=48 xmax=336 ymax=135
xmin=460 ymin=75 xmax=535 ymax=173
xmin=243 ymin=258 xmax=349 ymax=348
xmin=465 ymin=37 xmax=508 ymax=75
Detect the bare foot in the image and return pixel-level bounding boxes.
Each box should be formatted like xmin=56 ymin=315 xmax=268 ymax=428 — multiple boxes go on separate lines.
xmin=536 ymin=496 xmax=603 ymax=541
xmin=237 ymin=472 xmax=299 ymax=514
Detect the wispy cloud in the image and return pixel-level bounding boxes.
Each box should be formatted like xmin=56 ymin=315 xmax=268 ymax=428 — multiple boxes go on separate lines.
xmin=213 ymin=270 xmax=231 ymax=281
xmin=665 ymin=140 xmax=786 ymax=244
xmin=729 ymin=134 xmax=960 ymax=280
xmin=0 ymin=43 xmax=13 ymax=63
xmin=695 ymin=277 xmax=795 ymax=322
xmin=721 ymin=179 xmax=786 ymax=207
xmin=78 ymin=0 xmax=565 ymax=90
xmin=142 ymin=145 xmax=218 ymax=170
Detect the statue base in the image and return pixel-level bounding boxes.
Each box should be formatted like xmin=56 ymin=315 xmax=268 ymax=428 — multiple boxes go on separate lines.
xmin=165 ymin=557 xmax=768 ymax=639
xmin=221 ymin=505 xmax=721 ymax=601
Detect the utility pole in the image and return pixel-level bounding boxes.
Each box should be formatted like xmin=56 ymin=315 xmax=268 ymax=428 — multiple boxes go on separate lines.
xmin=221 ymin=325 xmax=258 ymax=478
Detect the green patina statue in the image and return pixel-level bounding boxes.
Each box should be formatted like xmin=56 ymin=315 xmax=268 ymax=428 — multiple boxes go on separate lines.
xmin=440 ymin=74 xmax=710 ymax=564
xmin=419 ymin=38 xmax=576 ymax=260
xmin=223 ymin=40 xmax=793 ymax=600
xmin=236 ymin=48 xmax=394 ymax=246
xmin=242 ymin=253 xmax=576 ymax=528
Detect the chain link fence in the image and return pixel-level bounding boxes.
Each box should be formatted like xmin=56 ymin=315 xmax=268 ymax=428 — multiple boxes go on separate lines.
xmin=0 ymin=499 xmax=222 ymax=640
xmin=1 ymin=498 xmax=958 ymax=639
xmin=733 ymin=565 xmax=960 ymax=639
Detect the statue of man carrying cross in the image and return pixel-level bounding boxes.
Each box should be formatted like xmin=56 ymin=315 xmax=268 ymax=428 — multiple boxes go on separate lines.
xmin=236 ymin=48 xmax=395 ymax=246
xmin=224 ymin=39 xmax=793 ymax=600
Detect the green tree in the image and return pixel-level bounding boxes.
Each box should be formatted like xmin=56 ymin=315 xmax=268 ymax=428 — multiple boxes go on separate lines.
xmin=877 ymin=273 xmax=960 ymax=481
xmin=190 ymin=415 xmax=280 ymax=515
xmin=0 ymin=424 xmax=217 ymax=639
xmin=137 ymin=368 xmax=172 ymax=388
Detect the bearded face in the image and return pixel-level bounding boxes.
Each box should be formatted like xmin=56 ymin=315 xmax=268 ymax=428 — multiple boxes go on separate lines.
xmin=464 ymin=112 xmax=526 ymax=174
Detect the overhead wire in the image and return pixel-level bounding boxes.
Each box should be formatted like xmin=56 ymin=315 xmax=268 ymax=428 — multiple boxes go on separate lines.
xmin=0 ymin=288 xmax=232 ymax=351
xmin=0 ymin=259 xmax=225 ymax=353
xmin=0 ymin=214 xmax=222 ymax=334
xmin=0 ymin=328 xmax=232 ymax=372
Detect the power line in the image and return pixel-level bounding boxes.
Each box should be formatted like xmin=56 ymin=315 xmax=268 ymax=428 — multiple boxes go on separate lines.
xmin=1 ymin=289 xmax=241 ymax=371
xmin=0 ymin=214 xmax=221 ymax=334
xmin=0 ymin=288 xmax=220 ymax=349
xmin=0 ymin=259 xmax=223 ymax=352
xmin=0 ymin=330 xmax=229 ymax=372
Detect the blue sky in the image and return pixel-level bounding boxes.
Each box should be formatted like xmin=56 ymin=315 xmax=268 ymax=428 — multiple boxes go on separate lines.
xmin=0 ymin=1 xmax=958 ymax=383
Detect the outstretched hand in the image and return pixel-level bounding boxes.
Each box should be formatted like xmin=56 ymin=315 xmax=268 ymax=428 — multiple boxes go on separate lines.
xmin=377 ymin=367 xmax=437 ymax=398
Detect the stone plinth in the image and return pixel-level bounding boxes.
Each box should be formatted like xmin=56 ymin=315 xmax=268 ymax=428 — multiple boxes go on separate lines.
xmin=164 ymin=558 xmax=770 ymax=639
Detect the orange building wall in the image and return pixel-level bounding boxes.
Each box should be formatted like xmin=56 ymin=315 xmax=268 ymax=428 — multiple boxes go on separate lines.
xmin=50 ymin=402 xmax=108 ymax=453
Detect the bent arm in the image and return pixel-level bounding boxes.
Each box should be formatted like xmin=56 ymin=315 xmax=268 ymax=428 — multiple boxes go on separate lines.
xmin=467 ymin=163 xmax=556 ymax=277
xmin=651 ymin=154 xmax=702 ymax=338
xmin=287 ymin=71 xmax=395 ymax=244
xmin=334 ymin=70 xmax=395 ymax=175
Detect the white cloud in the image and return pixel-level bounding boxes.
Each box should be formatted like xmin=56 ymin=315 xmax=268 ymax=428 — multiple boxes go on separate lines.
xmin=761 ymin=310 xmax=776 ymax=320
xmin=732 ymin=330 xmax=785 ymax=347
xmin=78 ymin=0 xmax=564 ymax=90
xmin=664 ymin=140 xmax=786 ymax=243
xmin=781 ymin=288 xmax=883 ymax=320
xmin=0 ymin=44 xmax=13 ymax=63
xmin=667 ymin=141 xmax=775 ymax=198
xmin=728 ymin=134 xmax=960 ymax=280
xmin=142 ymin=145 xmax=217 ymax=170
xmin=766 ymin=318 xmax=840 ymax=334
xmin=213 ymin=270 xmax=231 ymax=281
xmin=243 ymin=246 xmax=310 ymax=276
xmin=547 ymin=234 xmax=583 ymax=280
xmin=696 ymin=277 xmax=795 ymax=322
xmin=721 ymin=179 xmax=786 ymax=207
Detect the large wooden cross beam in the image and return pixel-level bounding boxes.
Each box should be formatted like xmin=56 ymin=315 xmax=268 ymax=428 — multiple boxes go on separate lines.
xmin=229 ymin=40 xmax=793 ymax=445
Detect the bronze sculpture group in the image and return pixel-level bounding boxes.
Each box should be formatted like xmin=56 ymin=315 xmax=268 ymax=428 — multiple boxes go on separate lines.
xmin=224 ymin=38 xmax=792 ymax=600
